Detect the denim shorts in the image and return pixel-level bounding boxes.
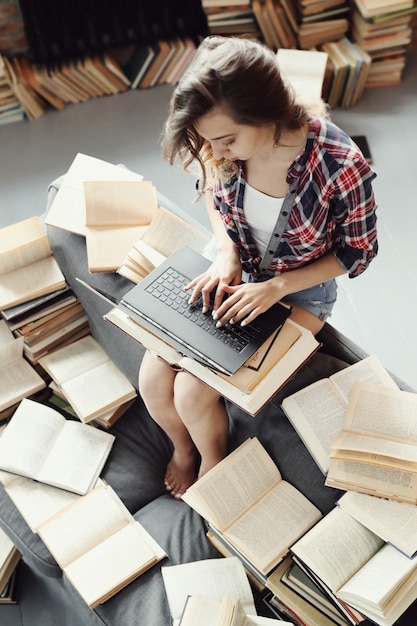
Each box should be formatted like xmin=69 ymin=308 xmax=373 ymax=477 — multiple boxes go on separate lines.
xmin=203 ymin=237 xmax=337 ymax=322
xmin=281 ymin=279 xmax=338 ymax=322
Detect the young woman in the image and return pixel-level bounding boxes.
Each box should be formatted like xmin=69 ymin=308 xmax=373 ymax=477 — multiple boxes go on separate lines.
xmin=139 ymin=36 xmax=378 ymax=498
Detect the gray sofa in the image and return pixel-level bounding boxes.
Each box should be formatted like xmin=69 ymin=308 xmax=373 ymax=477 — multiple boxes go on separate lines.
xmin=0 ymin=178 xmax=415 ymax=625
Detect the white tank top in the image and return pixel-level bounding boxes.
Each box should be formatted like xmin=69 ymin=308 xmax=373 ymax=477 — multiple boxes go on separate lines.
xmin=244 ymin=183 xmax=285 ymax=257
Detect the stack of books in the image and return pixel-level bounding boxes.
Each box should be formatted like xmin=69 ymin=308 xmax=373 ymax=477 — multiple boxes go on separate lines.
xmin=350 ymin=0 xmax=416 ymax=87
xmin=123 ymin=38 xmax=198 ymax=90
xmin=320 ymin=37 xmax=372 ymax=108
xmin=0 ymin=54 xmax=26 ymax=126
xmin=0 ymin=527 xmax=21 ymax=606
xmin=202 ymin=0 xmax=261 ymax=38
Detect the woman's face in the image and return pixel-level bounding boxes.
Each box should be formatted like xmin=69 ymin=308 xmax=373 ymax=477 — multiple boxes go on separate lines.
xmin=194 ymin=107 xmax=274 ymax=162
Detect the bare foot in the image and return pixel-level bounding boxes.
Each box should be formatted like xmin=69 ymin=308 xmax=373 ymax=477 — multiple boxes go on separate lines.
xmin=164 ymin=449 xmax=197 ymax=499
xmin=198 ymin=453 xmax=226 ymax=480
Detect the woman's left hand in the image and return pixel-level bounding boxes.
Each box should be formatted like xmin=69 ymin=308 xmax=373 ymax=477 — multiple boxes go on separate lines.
xmin=212 ymin=280 xmax=282 ymax=327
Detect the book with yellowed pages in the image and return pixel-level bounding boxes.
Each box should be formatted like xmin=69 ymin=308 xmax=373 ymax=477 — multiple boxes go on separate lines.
xmin=0 ymin=216 xmax=66 ymax=310
xmin=0 ymin=319 xmax=46 ymax=414
xmin=182 ymin=438 xmax=322 ymax=577
xmin=84 ymin=179 xmax=158 ymax=272
xmin=0 ymin=398 xmax=114 ymax=495
xmin=291 ymin=506 xmax=417 ymax=626
xmin=45 ymin=152 xmax=144 ymax=236
xmin=38 ymin=335 xmax=137 ymax=423
xmin=179 ymin=594 xmax=292 ymax=626
xmin=326 ymin=382 xmax=417 ymax=503
xmin=36 ymin=482 xmax=166 ymax=608
xmin=104 ymin=306 xmax=319 ymax=415
xmin=281 ymin=354 xmax=399 ymax=474
xmin=117 ymin=206 xmax=211 ymax=283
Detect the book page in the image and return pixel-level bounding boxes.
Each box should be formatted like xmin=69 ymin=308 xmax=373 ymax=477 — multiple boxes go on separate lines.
xmin=338 ymin=491 xmax=417 ymax=558
xmin=331 ymin=431 xmax=417 ymax=463
xmin=61 ymin=359 xmax=136 ymax=421
xmin=84 ymin=180 xmax=157 ymax=226
xmin=178 ymin=595 xmax=222 ymax=626
xmin=182 ymin=439 xmax=281 ymax=531
xmin=0 ymin=216 xmax=50 ymax=274
xmin=36 ymin=484 xmax=131 ymax=568
xmin=0 ymin=354 xmax=46 ymax=412
xmin=330 ymin=355 xmax=398 ymax=404
xmin=0 ymin=399 xmax=64 ymax=478
xmin=3 ymin=474 xmax=79 ymax=532
xmin=0 ymin=256 xmax=66 ymax=309
xmin=38 ymin=335 xmax=108 ymax=383
xmin=161 ymin=557 xmax=256 ymax=621
xmin=141 ymin=206 xmax=210 ymax=257
xmin=224 ymin=481 xmax=322 ymax=574
xmin=38 ymin=420 xmax=114 ymax=494
xmin=45 ymin=152 xmax=144 ymax=236
xmin=326 ymin=459 xmax=417 ymax=504
xmin=64 ymin=521 xmax=165 ymax=608
xmin=345 ymin=382 xmax=417 ymax=443
xmin=281 ymin=378 xmax=346 ymax=474
xmin=86 ymin=224 xmax=148 ymax=272
xmin=338 ymin=542 xmax=417 ymax=618
xmin=291 ymin=507 xmax=383 ymax=594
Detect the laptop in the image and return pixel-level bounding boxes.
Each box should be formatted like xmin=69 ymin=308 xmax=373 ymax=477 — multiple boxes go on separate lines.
xmin=119 ymin=246 xmax=291 ymax=376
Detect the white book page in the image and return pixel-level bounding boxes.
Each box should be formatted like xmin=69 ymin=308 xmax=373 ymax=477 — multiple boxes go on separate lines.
xmin=38 ymin=335 xmax=107 ymax=384
xmin=64 ymin=521 xmax=162 ymax=607
xmin=61 ymin=360 xmax=136 ymax=421
xmin=291 ymin=507 xmax=384 ymax=593
xmin=38 ymin=421 xmax=114 ymax=493
xmin=4 ymin=474 xmax=79 ymax=532
xmin=338 ymin=491 xmax=417 ymax=558
xmin=36 ymin=484 xmax=131 ymax=568
xmin=0 ymin=399 xmax=64 ymax=477
xmin=162 ymin=557 xmax=256 ymax=621
xmin=330 ymin=355 xmax=398 ymax=404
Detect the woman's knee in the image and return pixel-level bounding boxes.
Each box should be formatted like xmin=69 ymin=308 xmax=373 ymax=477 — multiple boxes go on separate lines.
xmin=138 ymin=352 xmax=175 ymax=407
xmin=174 ymin=372 xmax=221 ymax=418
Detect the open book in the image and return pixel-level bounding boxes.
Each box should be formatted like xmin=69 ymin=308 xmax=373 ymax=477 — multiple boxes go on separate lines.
xmin=338 ymin=491 xmax=417 ymax=559
xmin=84 ymin=179 xmax=158 ymax=272
xmin=161 ymin=557 xmax=257 ymax=626
xmin=281 ymin=355 xmax=398 ymax=474
xmin=117 ymin=206 xmax=211 ymax=283
xmin=0 ymin=319 xmax=46 ymax=414
xmin=182 ymin=438 xmax=322 ymax=577
xmin=291 ymin=507 xmax=417 ymax=626
xmin=44 ymin=152 xmax=144 ymax=236
xmin=0 ymin=398 xmax=114 ymax=495
xmin=104 ymin=307 xmax=319 ymax=415
xmin=0 ymin=216 xmax=66 ymax=309
xmin=179 ymin=594 xmax=291 ymax=626
xmin=326 ymin=382 xmax=417 ymax=503
xmin=36 ymin=482 xmax=167 ymax=607
xmin=38 ymin=335 xmax=137 ymax=423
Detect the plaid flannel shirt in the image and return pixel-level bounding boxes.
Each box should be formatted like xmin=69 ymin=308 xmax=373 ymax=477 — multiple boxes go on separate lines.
xmin=211 ymin=116 xmax=378 ymax=279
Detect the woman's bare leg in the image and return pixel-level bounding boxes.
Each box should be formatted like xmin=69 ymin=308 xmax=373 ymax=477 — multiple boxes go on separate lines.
xmin=174 ymin=371 xmax=229 ymax=480
xmin=289 ymin=303 xmax=325 ymax=336
xmin=138 ymin=351 xmax=197 ymax=497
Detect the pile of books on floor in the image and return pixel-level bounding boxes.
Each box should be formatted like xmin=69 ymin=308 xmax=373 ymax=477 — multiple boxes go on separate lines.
xmin=179 ymin=356 xmax=417 ymax=625
xmin=350 ymin=0 xmax=416 ymax=87
xmin=202 ymin=0 xmax=261 ymax=38
xmin=0 ymin=214 xmax=137 ymax=428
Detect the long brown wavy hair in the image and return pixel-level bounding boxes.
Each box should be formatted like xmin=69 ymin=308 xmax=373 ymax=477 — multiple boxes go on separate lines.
xmin=161 ymin=36 xmax=310 ymax=193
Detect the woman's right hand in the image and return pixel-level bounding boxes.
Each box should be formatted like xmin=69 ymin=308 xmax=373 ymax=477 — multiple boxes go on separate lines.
xmin=185 ymin=247 xmax=242 ymax=313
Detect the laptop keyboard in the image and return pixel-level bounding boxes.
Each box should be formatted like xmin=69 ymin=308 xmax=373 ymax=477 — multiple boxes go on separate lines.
xmin=145 ymin=267 xmax=261 ymax=353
